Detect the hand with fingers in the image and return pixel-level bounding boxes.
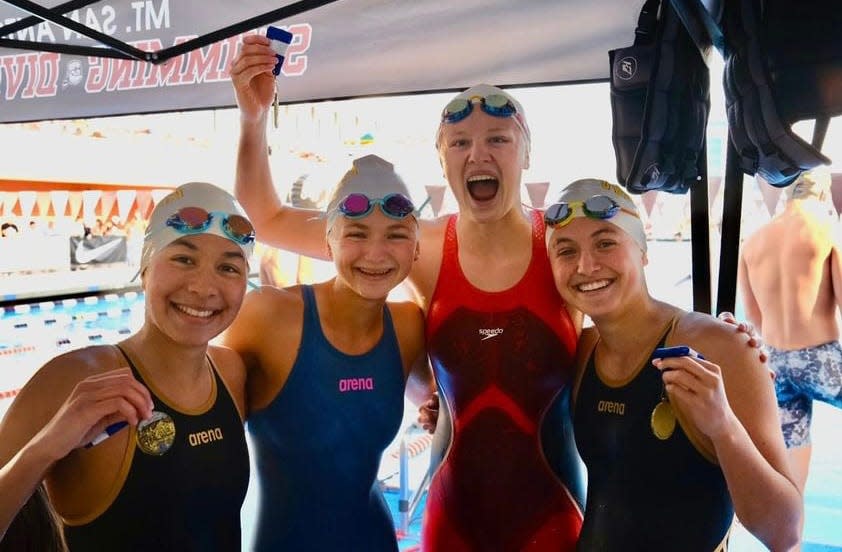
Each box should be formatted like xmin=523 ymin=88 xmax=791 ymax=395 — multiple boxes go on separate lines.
xmin=718 ymin=311 xmax=767 ymax=363
xmin=417 ymin=392 xmax=439 ymax=434
xmin=230 ymin=34 xmax=279 ymax=124
xmin=34 ymin=367 xmax=154 ymax=459
xmin=653 ymin=355 xmax=736 ymax=441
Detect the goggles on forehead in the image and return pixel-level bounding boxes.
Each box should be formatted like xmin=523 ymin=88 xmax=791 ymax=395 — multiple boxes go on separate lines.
xmin=165 ymin=207 xmax=255 ymax=245
xmin=441 ymin=94 xmax=518 ymax=124
xmin=337 ymin=193 xmax=416 ymax=220
xmin=543 ymin=195 xmax=639 ymax=229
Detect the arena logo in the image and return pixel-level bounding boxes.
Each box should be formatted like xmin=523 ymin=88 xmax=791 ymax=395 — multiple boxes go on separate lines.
xmin=188 ymin=427 xmax=224 ymax=446
xmin=339 ymin=377 xmax=375 ymax=392
xmin=597 ymin=400 xmax=625 ymax=415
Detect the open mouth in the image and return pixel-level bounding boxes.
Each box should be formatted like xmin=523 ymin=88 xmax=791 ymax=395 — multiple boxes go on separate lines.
xmin=467 ymin=175 xmax=499 ymax=201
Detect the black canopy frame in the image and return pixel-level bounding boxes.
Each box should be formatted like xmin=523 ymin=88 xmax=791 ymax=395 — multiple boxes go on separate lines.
xmin=0 ymin=0 xmax=339 ymax=62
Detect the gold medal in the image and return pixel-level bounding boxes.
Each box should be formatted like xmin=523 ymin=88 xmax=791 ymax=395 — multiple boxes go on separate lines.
xmin=651 ymin=400 xmax=676 ymax=440
xmin=136 ymin=411 xmax=176 ymax=456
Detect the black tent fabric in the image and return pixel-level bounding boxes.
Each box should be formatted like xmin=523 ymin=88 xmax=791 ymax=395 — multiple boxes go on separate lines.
xmin=1 ymin=0 xmax=646 ymax=123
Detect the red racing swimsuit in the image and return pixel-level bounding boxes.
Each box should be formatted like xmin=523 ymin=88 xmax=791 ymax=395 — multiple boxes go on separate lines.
xmin=423 ymin=211 xmax=583 ymax=551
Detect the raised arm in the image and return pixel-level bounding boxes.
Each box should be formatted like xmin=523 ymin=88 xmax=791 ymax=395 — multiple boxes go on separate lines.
xmin=657 ymin=317 xmax=801 ymax=551
xmin=0 ymin=364 xmax=152 ymax=540
xmin=230 ymin=34 xmax=329 ymax=260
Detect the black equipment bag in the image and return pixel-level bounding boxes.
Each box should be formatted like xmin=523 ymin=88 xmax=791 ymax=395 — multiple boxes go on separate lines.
xmin=721 ymin=0 xmax=831 ymax=187
xmin=609 ymin=0 xmax=710 ymax=194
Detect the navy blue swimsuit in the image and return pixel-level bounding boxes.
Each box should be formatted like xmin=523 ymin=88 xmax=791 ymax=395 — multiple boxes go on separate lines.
xmin=573 ymin=336 xmax=733 ymax=551
xmin=64 ymin=350 xmax=249 ymax=551
xmin=248 ymin=285 xmax=405 ymax=551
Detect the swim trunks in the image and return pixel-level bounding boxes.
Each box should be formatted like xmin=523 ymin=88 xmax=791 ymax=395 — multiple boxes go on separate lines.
xmin=767 ymin=341 xmax=842 ymax=447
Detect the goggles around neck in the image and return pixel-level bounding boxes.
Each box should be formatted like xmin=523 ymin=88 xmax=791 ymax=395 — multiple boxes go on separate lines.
xmin=165 ymin=207 xmax=255 ymax=245
xmin=337 ymin=193 xmax=416 ymax=220
xmin=441 ymin=94 xmax=518 ymax=124
xmin=543 ymin=195 xmax=639 ymax=228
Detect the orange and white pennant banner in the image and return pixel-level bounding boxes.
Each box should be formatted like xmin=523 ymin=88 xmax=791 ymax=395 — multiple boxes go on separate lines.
xmin=81 ymin=190 xmax=101 ymax=223
xmin=50 ymin=191 xmax=70 ymax=218
xmin=99 ymin=190 xmax=117 ymax=221
xmin=136 ymin=191 xmax=154 ymax=219
xmin=67 ymin=192 xmax=83 ymax=219
xmin=18 ymin=191 xmax=36 ymax=219
xmin=525 ymin=182 xmax=550 ymax=209
xmin=36 ymin=191 xmax=52 ymax=217
xmin=423 ymin=185 xmax=447 ymax=217
xmin=116 ymin=190 xmax=137 ymax=222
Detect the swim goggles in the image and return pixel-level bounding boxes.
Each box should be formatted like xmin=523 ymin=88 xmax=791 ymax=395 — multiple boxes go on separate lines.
xmin=441 ymin=94 xmax=518 ymax=124
xmin=165 ymin=207 xmax=255 ymax=245
xmin=543 ymin=195 xmax=639 ymax=228
xmin=337 ymin=193 xmax=416 ymax=220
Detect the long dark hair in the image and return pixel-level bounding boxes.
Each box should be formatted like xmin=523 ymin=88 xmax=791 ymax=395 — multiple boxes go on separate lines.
xmin=0 ymin=484 xmax=66 ymax=552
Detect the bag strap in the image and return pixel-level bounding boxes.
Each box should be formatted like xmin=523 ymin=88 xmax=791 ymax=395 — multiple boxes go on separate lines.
xmin=634 ymin=0 xmax=662 ymax=45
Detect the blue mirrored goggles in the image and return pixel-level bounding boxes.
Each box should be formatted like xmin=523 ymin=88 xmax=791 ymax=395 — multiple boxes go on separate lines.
xmin=165 ymin=207 xmax=255 ymax=245
xmin=544 ymin=195 xmax=638 ymax=228
xmin=337 ymin=193 xmax=416 ymax=220
xmin=441 ymin=94 xmax=518 ymax=124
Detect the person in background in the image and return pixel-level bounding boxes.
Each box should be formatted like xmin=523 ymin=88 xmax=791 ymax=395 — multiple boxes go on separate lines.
xmin=0 ymin=484 xmax=66 ymax=552
xmin=222 ymin=154 xmax=434 ymax=551
xmin=739 ymin=169 xmax=842 ymax=533
xmin=0 ymin=182 xmax=254 ymax=550
xmin=1 ymin=222 xmax=19 ymax=237
xmin=546 ymin=178 xmax=801 ymax=551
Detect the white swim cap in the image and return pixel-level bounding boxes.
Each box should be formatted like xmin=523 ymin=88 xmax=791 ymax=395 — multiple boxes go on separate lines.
xmin=141 ymin=182 xmax=254 ymax=272
xmin=325 ymin=155 xmax=416 ymax=230
xmin=547 ymin=178 xmax=647 ymax=252
xmin=436 ymin=83 xmax=531 ymax=155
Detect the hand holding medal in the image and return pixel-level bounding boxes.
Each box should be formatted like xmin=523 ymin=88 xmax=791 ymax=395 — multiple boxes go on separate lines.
xmin=85 ymin=410 xmax=176 ymax=456
xmin=650 ymin=346 xmax=705 ymax=440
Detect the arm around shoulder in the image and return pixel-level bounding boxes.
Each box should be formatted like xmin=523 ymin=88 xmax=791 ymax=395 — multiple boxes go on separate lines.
xmin=390 ymin=300 xmax=434 ymax=407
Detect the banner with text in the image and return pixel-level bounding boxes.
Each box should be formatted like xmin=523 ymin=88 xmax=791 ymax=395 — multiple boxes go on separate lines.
xmin=0 ymin=0 xmax=641 ymax=123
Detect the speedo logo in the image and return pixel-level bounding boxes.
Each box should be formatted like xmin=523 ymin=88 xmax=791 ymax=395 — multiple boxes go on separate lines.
xmin=479 ymin=328 xmax=504 ymax=341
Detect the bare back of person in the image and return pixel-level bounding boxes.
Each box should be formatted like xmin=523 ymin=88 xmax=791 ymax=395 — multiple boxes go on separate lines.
xmin=741 ymin=202 xmax=839 ymax=350
xmin=739 ymin=174 xmax=842 ymax=501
